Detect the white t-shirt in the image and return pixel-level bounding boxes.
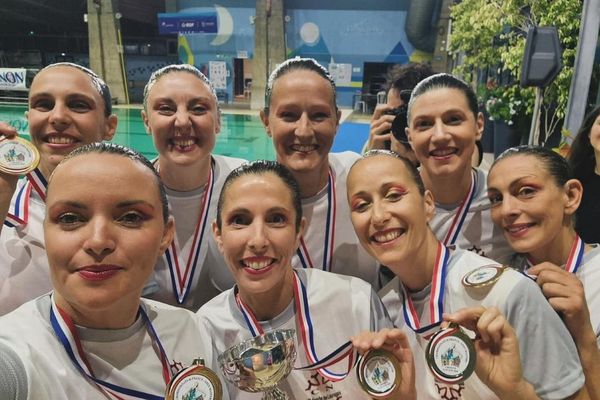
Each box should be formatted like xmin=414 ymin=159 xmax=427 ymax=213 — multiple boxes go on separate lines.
xmin=0 ymin=294 xmax=228 ymax=400
xmin=144 ymin=155 xmax=245 ymax=311
xmin=379 ymin=249 xmax=584 ymax=400
xmin=292 ymin=152 xmax=381 ymax=288
xmin=0 ymin=176 xmax=50 ymax=316
xmin=511 ymin=243 xmax=600 ymax=347
xmin=197 ymin=268 xmax=392 ymax=399
xmin=430 ymin=168 xmax=512 ymax=264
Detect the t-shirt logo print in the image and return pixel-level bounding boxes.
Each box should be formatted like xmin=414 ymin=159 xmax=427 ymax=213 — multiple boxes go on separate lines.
xmin=435 ymin=382 xmax=464 ymax=400
xmin=304 ymin=372 xmax=342 ymax=399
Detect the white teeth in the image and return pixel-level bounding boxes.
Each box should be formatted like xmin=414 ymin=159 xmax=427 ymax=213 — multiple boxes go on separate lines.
xmin=292 ymin=145 xmax=316 ymax=152
xmin=173 ymin=138 xmax=195 ymax=147
xmin=244 ymin=260 xmax=272 ymax=270
xmin=47 ymin=136 xmax=75 ymax=144
xmin=373 ymin=230 xmax=402 ymax=243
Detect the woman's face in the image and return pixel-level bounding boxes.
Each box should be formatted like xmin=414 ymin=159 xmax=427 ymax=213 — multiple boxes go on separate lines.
xmin=44 ymin=153 xmax=173 ymax=319
xmin=261 ymin=69 xmax=340 ymax=175
xmin=27 ymin=66 xmax=117 ymax=176
xmin=407 ymin=87 xmax=483 ymax=178
xmin=347 ymin=155 xmax=435 ymax=271
xmin=213 ymin=172 xmax=304 ymax=296
xmin=487 ymin=154 xmax=579 ymax=255
xmin=142 ymin=71 xmax=220 ymax=167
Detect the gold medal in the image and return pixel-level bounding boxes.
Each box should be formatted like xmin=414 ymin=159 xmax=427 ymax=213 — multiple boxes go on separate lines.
xmin=462 ymin=264 xmax=505 ymax=289
xmin=357 ymin=349 xmax=401 ymax=398
xmin=425 ymin=324 xmax=475 ymax=385
xmin=165 ymin=358 xmax=222 ymax=400
xmin=0 ymin=136 xmax=40 ymax=175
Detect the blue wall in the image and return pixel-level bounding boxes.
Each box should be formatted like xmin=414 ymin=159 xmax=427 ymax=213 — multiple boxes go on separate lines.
xmin=173 ymin=1 xmax=425 ymax=107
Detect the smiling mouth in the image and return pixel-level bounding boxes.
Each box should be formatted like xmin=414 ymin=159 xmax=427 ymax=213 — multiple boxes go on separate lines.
xmin=505 ymin=223 xmax=535 ymax=235
xmin=241 ymin=257 xmax=276 ymax=274
xmin=291 ymin=144 xmax=318 ymax=153
xmin=370 ymin=228 xmax=405 ymax=244
xmin=44 ymin=134 xmax=77 ymax=145
xmin=430 ymin=148 xmax=457 ymax=158
xmin=170 ymin=137 xmax=198 ymax=151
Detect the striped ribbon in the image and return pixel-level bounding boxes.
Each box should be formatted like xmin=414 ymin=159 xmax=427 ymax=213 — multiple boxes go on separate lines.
xmin=235 ymin=270 xmax=358 ymax=382
xmin=402 ymin=242 xmax=450 ymax=339
xmin=4 ymin=168 xmax=47 ymax=228
xmin=443 ymin=169 xmax=477 ymax=246
xmin=50 ymin=296 xmax=170 ymax=399
xmin=296 ymin=169 xmax=336 ymax=271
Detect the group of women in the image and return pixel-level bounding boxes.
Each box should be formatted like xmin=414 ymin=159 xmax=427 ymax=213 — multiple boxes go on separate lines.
xmin=0 ymin=58 xmax=597 ymax=400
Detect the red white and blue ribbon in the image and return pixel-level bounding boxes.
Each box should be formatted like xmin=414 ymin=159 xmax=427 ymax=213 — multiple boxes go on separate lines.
xmin=162 ymin=164 xmax=215 ymax=305
xmin=525 ymin=235 xmax=585 ymax=275
xmin=442 ymin=169 xmax=477 ymax=246
xmin=402 ymin=242 xmax=450 ymax=339
xmin=49 ymin=296 xmax=170 ymax=400
xmin=296 ymin=169 xmax=336 ymax=271
xmin=235 ymin=271 xmax=358 ymax=382
xmin=4 ymin=168 xmax=47 ymax=228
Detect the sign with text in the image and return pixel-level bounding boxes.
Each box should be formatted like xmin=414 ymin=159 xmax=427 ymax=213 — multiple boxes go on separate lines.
xmin=0 ymin=68 xmax=27 ymax=91
xmin=209 ymin=61 xmax=227 ymax=90
xmin=158 ymin=12 xmax=218 ymax=35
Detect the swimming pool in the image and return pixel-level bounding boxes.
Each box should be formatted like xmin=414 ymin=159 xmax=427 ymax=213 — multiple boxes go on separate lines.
xmin=0 ymin=103 xmax=369 ymax=160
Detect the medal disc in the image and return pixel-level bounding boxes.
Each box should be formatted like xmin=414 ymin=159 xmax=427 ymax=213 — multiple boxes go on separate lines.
xmin=462 ymin=264 xmax=505 ymax=288
xmin=166 ymin=359 xmax=222 ymax=400
xmin=0 ymin=137 xmax=40 ymax=175
xmin=426 ymin=325 xmax=475 ymax=384
xmin=357 ymin=349 xmax=401 ymax=398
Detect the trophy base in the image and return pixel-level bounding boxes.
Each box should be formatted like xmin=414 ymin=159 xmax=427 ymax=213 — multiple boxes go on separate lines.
xmin=262 ymin=388 xmax=288 ymax=400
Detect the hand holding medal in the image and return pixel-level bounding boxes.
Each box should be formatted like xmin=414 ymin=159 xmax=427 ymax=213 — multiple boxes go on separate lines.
xmin=0 ymin=134 xmax=40 ymax=176
xmin=351 ymin=328 xmax=416 ymax=400
xmin=442 ymin=306 xmax=536 ymax=399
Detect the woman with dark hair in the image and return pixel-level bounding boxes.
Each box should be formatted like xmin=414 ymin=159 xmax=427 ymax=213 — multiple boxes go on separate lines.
xmin=405 ymin=73 xmax=512 ymax=264
xmin=198 ymin=160 xmax=415 ymax=399
xmin=488 ymin=145 xmax=600 ymax=398
xmin=259 ymin=58 xmax=380 ymax=287
xmin=568 ymin=106 xmax=600 ymax=244
xmin=0 ymin=63 xmax=118 ymax=315
xmin=347 ymin=150 xmax=585 ymax=399
xmin=0 ymin=143 xmax=225 ymax=400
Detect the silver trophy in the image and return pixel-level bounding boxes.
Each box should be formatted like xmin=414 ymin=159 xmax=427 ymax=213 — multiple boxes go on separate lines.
xmin=218 ymin=329 xmax=297 ymax=400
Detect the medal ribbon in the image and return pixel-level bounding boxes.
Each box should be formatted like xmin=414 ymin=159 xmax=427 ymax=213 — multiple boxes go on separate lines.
xmin=296 ymin=169 xmax=336 ymax=271
xmin=4 ymin=167 xmax=47 ymax=228
xmin=235 ymin=271 xmax=358 ymax=382
xmin=49 ymin=296 xmax=170 ymax=400
xmin=525 ymin=235 xmax=584 ymax=275
xmin=162 ymin=164 xmax=215 ymax=304
xmin=402 ymin=242 xmax=450 ymax=338
xmin=443 ymin=169 xmax=477 ymax=246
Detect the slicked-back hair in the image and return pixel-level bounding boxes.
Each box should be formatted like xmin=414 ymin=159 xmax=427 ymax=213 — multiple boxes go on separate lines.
xmin=351 ymin=149 xmax=426 ymax=196
xmin=38 ymin=62 xmax=113 ymax=117
xmin=492 ymin=145 xmax=573 ymax=188
xmin=143 ymin=64 xmax=219 ymax=112
xmin=263 ymin=57 xmax=337 ymax=114
xmin=216 ymin=160 xmax=303 ymax=232
xmin=407 ymin=73 xmax=478 ymax=123
xmin=50 ymin=142 xmax=169 ymax=224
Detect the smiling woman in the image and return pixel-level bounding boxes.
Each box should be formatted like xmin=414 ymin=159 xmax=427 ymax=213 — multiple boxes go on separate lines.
xmin=0 ymin=62 xmax=118 ymax=316
xmin=0 ymin=142 xmax=227 ymax=400
xmin=140 ymin=64 xmax=246 ymax=311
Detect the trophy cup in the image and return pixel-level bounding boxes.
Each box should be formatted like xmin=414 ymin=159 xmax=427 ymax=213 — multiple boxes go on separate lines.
xmin=218 ymin=329 xmax=297 ymax=400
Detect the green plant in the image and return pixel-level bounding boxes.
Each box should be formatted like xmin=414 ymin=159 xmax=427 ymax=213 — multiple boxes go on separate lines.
xmin=449 ymin=0 xmax=582 ymax=139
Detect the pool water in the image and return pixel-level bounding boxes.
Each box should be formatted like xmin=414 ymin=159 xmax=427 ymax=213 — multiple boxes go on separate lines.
xmin=0 ymin=103 xmax=369 ymax=161
xmin=0 ymin=103 xmax=276 ymax=161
